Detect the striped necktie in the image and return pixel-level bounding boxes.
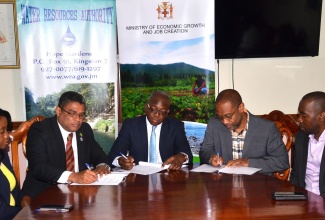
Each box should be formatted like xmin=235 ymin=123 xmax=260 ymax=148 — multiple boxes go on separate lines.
xmin=66 ymin=133 xmax=74 ymax=171
xmin=149 ymin=126 xmax=157 ymax=163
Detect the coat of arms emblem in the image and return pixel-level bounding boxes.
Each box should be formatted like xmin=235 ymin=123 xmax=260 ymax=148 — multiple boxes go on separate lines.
xmin=157 ymin=2 xmax=173 ymax=20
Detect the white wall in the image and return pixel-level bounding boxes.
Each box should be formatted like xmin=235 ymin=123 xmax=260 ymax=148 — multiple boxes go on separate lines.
xmin=0 ymin=69 xmax=25 ymax=120
xmin=1 ymin=3 xmax=325 ymax=120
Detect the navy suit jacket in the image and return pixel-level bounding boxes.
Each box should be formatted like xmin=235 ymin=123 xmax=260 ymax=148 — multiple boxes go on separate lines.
xmin=290 ymin=131 xmax=325 ymax=197
xmin=199 ymin=112 xmax=289 ymax=174
xmin=108 ymin=115 xmax=193 ymax=166
xmin=22 ymin=116 xmax=110 ymax=199
xmin=0 ymin=150 xmax=22 ymax=220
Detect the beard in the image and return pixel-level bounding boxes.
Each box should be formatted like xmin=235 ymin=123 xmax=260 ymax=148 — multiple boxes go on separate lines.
xmin=224 ymin=114 xmax=243 ymax=131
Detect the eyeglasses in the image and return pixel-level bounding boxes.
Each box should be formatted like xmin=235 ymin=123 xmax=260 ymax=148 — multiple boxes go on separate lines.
xmin=60 ymin=107 xmax=86 ymax=120
xmin=147 ymin=104 xmax=169 ymax=116
xmin=216 ymin=104 xmax=240 ymax=121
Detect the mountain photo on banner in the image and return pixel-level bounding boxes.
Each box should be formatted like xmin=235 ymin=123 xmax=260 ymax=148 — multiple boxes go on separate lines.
xmin=24 ymin=83 xmax=115 ymax=154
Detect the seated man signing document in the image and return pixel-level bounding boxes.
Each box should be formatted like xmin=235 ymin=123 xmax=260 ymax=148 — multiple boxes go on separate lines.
xmin=108 ymin=91 xmax=193 ymax=170
xmin=22 ymin=91 xmax=111 ymax=199
xmin=199 ymin=89 xmax=289 ymax=175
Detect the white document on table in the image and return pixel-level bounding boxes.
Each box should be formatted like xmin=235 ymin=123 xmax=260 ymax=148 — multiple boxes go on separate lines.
xmin=130 ymin=161 xmax=170 ymax=175
xmin=190 ymin=164 xmax=261 ymax=175
xmin=71 ymin=174 xmax=127 ymax=185
xmin=190 ymin=164 xmax=224 ymax=173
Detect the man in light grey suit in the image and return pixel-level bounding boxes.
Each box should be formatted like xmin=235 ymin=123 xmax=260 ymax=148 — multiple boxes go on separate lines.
xmin=199 ymin=89 xmax=289 ymax=175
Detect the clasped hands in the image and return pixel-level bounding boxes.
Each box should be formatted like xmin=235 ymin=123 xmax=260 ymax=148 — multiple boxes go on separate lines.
xmin=118 ymin=153 xmax=187 ymax=171
xmin=68 ymin=165 xmax=111 ymax=184
xmin=210 ymin=154 xmax=248 ymax=168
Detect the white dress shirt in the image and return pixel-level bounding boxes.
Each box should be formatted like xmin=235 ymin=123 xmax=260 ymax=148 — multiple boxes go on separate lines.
xmin=57 ymin=122 xmax=79 ymax=183
xmin=305 ymin=130 xmax=325 ymax=195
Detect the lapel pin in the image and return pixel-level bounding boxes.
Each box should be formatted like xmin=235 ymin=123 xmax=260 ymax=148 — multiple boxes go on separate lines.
xmin=79 ymin=132 xmax=83 ymax=141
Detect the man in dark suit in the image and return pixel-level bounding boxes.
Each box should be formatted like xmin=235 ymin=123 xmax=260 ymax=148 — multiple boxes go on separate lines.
xmin=108 ymin=91 xmax=192 ymax=170
xmin=199 ymin=89 xmax=289 ymax=175
xmin=290 ymin=91 xmax=325 ymax=196
xmin=22 ymin=91 xmax=110 ymax=199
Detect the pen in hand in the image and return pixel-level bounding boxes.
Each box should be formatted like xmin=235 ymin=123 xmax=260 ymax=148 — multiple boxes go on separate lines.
xmin=85 ymin=163 xmax=92 ymax=170
xmin=120 ymin=152 xmax=128 ymax=159
xmin=85 ymin=163 xmax=98 ymax=182
xmin=120 ymin=152 xmax=135 ymax=167
xmin=217 ymin=153 xmax=221 ymax=168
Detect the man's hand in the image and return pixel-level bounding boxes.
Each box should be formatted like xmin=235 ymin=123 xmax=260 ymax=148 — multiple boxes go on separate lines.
xmin=162 ymin=153 xmax=186 ymax=171
xmin=226 ymin=158 xmax=248 ymax=168
xmin=209 ymin=154 xmax=223 ymax=167
xmin=94 ymin=164 xmax=111 ymax=178
xmin=118 ymin=155 xmax=135 ymax=170
xmin=68 ymin=170 xmax=98 ymax=183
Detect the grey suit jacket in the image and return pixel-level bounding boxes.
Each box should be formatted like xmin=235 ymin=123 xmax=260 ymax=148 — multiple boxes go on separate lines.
xmin=199 ymin=112 xmax=289 ymax=174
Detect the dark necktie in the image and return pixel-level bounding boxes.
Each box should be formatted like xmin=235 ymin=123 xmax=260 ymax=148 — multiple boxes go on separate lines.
xmin=149 ymin=126 xmax=157 ymax=163
xmin=66 ymin=133 xmax=74 ymax=171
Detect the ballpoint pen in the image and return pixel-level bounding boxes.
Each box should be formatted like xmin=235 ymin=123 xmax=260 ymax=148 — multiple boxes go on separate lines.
xmin=119 ymin=152 xmax=128 ymax=159
xmin=85 ymin=163 xmax=92 ymax=170
xmin=120 ymin=152 xmax=135 ymax=166
xmin=217 ymin=152 xmax=221 ymax=168
xmin=85 ymin=163 xmax=99 ymax=182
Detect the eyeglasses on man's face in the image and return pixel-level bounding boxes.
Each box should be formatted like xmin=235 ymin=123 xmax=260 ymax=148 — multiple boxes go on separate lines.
xmin=147 ymin=104 xmax=169 ymax=116
xmin=60 ymin=107 xmax=86 ymax=120
xmin=216 ymin=104 xmax=240 ymax=121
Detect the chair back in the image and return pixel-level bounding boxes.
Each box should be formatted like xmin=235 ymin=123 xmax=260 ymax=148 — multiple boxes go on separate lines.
xmin=10 ymin=115 xmax=45 ymax=187
xmin=261 ymin=110 xmax=299 ymax=181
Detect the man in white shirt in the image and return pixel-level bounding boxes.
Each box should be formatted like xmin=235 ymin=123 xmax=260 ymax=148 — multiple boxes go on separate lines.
xmin=291 ymin=91 xmax=325 ymax=196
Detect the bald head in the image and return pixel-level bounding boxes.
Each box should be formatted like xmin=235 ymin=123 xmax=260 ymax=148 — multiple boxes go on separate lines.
xmin=147 ymin=91 xmax=171 ymax=107
xmin=215 ymin=89 xmax=242 ymax=108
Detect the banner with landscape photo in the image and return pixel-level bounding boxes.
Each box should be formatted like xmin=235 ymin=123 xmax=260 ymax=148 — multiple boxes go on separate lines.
xmin=117 ymin=0 xmax=215 ymax=162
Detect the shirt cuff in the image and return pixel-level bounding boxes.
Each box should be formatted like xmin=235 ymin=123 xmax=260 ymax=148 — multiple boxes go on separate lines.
xmin=180 ymin=152 xmax=189 ymax=164
xmin=112 ymin=156 xmax=121 ymax=167
xmin=57 ymin=171 xmax=73 ymax=183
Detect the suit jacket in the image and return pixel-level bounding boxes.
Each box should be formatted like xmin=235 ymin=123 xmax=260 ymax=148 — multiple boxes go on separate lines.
xmin=199 ymin=112 xmax=289 ymax=174
xmin=108 ymin=115 xmax=193 ymax=166
xmin=290 ymin=131 xmax=325 ymax=197
xmin=22 ymin=116 xmax=110 ymax=199
xmin=0 ymin=150 xmax=22 ymax=220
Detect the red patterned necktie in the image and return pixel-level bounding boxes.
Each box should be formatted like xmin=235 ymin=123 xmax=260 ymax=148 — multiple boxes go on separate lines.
xmin=66 ymin=133 xmax=74 ymax=171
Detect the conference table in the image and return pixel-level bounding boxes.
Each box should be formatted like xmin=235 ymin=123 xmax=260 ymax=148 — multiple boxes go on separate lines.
xmin=14 ymin=166 xmax=325 ymax=219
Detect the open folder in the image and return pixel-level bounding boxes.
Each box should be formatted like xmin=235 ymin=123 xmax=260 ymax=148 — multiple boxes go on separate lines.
xmin=190 ymin=164 xmax=261 ymax=175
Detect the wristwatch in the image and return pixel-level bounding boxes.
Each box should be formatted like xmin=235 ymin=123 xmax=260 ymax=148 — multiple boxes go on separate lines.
xmin=96 ymin=163 xmax=111 ymax=171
